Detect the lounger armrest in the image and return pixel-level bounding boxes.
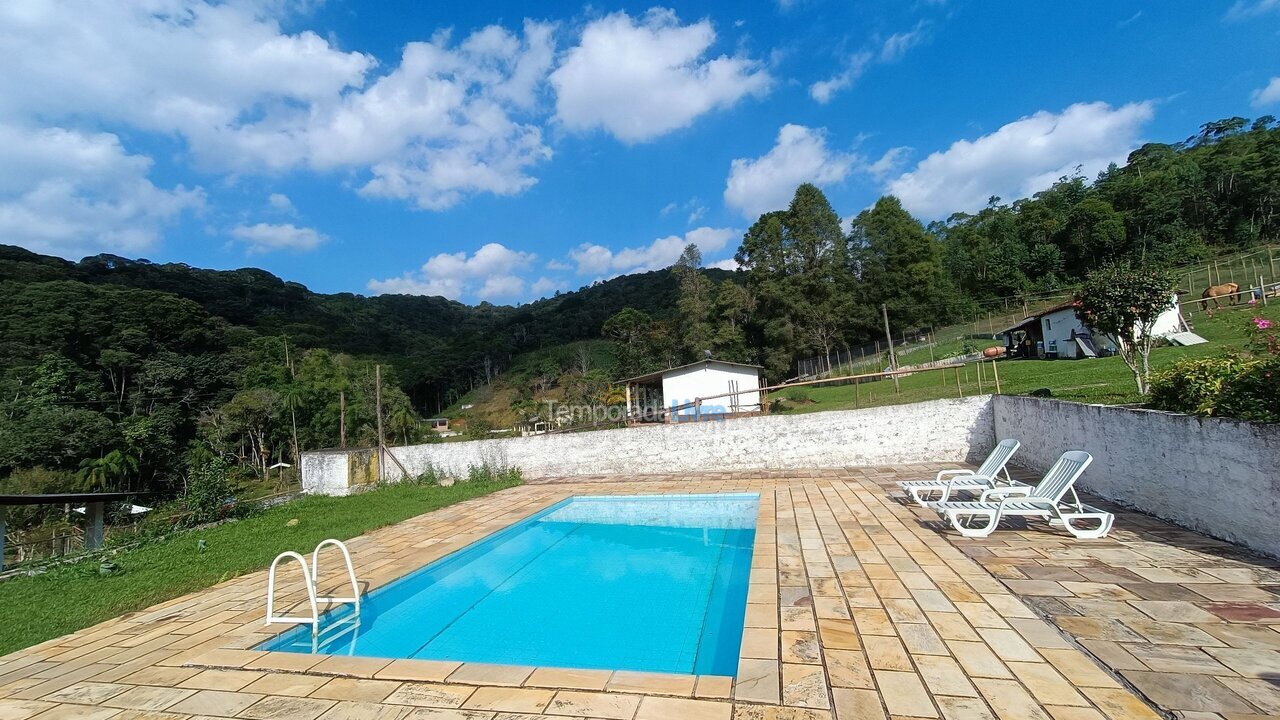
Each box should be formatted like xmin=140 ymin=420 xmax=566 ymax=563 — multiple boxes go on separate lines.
xmin=934 ymin=469 xmax=977 ymax=482
xmin=980 ymin=485 xmax=1030 ymax=502
xmin=946 ymin=473 xmax=995 ymax=493
xmin=996 ymin=495 xmax=1055 ymax=511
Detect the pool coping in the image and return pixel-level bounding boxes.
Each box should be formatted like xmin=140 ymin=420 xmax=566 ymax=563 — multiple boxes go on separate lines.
xmin=5 ymin=467 xmax=1194 ymax=719
xmin=172 ymin=488 xmax=765 ymax=701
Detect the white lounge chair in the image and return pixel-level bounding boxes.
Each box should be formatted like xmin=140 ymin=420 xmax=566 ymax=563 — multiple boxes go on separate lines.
xmin=897 ymin=439 xmax=1022 ymax=505
xmin=931 ymin=450 xmax=1113 ymax=539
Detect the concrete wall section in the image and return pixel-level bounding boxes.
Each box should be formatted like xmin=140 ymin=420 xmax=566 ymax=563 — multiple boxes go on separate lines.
xmin=992 ymin=395 xmax=1280 ymax=558
xmin=303 ymin=396 xmax=995 ymax=493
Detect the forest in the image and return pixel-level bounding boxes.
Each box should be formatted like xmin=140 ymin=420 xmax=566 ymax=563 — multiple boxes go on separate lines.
xmin=1 ymin=114 xmax=1277 ymax=506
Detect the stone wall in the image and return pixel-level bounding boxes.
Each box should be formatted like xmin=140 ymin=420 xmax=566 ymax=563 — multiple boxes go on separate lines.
xmin=301 ymin=392 xmax=1279 ymax=558
xmin=302 ymin=396 xmax=996 ymax=495
xmin=992 ymin=395 xmax=1280 ymax=558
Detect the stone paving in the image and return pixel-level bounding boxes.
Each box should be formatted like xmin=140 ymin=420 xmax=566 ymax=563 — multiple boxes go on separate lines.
xmin=0 ymin=465 xmax=1276 ymax=720
xmin=878 ymin=468 xmax=1280 ymax=720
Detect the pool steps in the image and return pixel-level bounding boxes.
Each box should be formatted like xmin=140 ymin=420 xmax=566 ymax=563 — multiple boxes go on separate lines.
xmin=266 ymin=539 xmax=361 ymax=638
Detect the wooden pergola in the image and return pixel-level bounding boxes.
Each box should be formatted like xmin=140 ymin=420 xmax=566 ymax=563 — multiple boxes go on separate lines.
xmin=0 ymin=492 xmax=148 ymax=571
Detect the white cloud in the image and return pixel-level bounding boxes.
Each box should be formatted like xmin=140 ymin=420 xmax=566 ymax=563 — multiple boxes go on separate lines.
xmin=268 ymin=193 xmax=296 ymax=214
xmin=879 ymin=22 xmax=929 ymax=62
xmin=809 ymin=52 xmax=871 ymax=104
xmin=231 ymin=223 xmax=326 ymax=253
xmin=867 ymin=146 xmax=912 ymax=181
xmin=0 ymin=3 xmax=556 ymax=212
xmin=1117 ymin=10 xmax=1144 ymax=28
xmin=568 ymin=226 xmax=738 ymax=277
xmin=367 ymin=242 xmax=536 ymax=301
xmin=1226 ymin=0 xmax=1280 ymax=20
xmin=1251 ymin=77 xmax=1280 ymax=107
xmin=0 ymin=124 xmax=203 ymax=258
xmin=810 ymin=22 xmax=930 ymax=104
xmin=476 ymin=274 xmax=526 ymax=300
xmin=530 ymin=276 xmax=562 ymax=296
xmin=886 ymin=101 xmax=1154 ymax=218
xmin=707 ymin=257 xmax=739 ymax=271
xmin=724 ymin=124 xmax=857 ymax=219
xmin=550 ymin=8 xmax=771 ymax=143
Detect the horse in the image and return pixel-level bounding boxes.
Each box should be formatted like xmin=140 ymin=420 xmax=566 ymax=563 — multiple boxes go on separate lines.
xmin=1199 ymin=282 xmax=1239 ymax=315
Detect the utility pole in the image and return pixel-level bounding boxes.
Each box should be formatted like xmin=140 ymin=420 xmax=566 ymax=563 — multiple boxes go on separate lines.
xmin=882 ymin=304 xmax=900 ymax=393
xmin=339 ymin=390 xmax=347 ymax=449
xmin=375 ymin=364 xmax=384 ymax=482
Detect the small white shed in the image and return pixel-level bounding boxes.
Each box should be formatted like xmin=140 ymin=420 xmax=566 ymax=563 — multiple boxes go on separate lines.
xmin=1001 ymin=295 xmax=1188 ymax=359
xmin=622 ymin=359 xmax=764 ymax=423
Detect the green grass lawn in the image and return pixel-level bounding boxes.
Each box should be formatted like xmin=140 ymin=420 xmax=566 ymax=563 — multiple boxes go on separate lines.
xmin=778 ymin=304 xmax=1280 ymax=413
xmin=0 ymin=477 xmax=521 ymax=656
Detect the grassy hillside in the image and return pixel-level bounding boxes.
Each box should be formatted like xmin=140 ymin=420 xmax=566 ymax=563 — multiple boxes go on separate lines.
xmin=775 ymin=303 xmax=1279 ymax=414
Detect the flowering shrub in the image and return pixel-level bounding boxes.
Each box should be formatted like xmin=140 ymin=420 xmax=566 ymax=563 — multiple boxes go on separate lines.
xmin=1149 ymin=354 xmax=1250 ymax=417
xmin=1149 ymin=314 xmax=1280 ymax=423
xmin=1248 ymin=316 xmax=1278 ymax=355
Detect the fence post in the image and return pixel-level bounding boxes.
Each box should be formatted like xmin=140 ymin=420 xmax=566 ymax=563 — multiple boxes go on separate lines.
xmin=977 ymin=361 xmax=985 ymax=394
xmin=1262 ymin=276 xmax=1269 ymax=306
xmin=85 ymin=502 xmax=105 ymax=551
xmin=991 ymin=359 xmax=1002 ymax=394
xmin=0 ymin=507 xmax=6 ymax=572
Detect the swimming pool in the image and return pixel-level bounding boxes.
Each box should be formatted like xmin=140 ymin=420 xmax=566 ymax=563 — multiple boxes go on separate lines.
xmin=259 ymin=493 xmax=759 ymax=676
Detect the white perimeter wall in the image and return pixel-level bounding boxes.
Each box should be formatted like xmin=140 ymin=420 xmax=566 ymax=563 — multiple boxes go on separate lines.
xmin=302 ymin=392 xmax=1279 ymax=559
xmin=304 ymin=396 xmax=995 ymax=492
xmin=992 ymin=395 xmax=1280 ymax=558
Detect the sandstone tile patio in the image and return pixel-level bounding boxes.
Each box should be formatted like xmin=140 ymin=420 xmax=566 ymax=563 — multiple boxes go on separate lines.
xmin=2 ymin=465 xmax=1277 ymax=719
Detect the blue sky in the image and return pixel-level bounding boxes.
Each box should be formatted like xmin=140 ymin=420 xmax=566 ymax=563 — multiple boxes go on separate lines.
xmin=2 ymin=1 xmax=1278 ymax=304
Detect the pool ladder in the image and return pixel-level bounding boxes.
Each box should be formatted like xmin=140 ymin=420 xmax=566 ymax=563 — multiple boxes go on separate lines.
xmin=266 ymin=539 xmax=361 ymax=636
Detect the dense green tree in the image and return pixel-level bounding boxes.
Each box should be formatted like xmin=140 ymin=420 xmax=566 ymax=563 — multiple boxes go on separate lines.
xmin=1077 ymin=263 xmax=1176 ymax=395
xmin=850 ymin=196 xmax=962 ymax=331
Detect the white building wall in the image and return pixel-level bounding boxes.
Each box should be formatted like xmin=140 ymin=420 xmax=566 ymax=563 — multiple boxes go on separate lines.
xmin=662 ymin=364 xmax=761 ymax=417
xmin=1041 ymin=309 xmax=1120 ymax=359
xmin=1149 ymin=295 xmax=1188 ymax=338
xmin=1040 ymin=308 xmax=1086 ymax=359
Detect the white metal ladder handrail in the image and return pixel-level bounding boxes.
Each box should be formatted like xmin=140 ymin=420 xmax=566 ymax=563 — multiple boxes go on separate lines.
xmin=266 ymin=539 xmax=361 ymax=634
xmin=312 ymin=538 xmax=361 ymax=615
xmin=265 ymin=551 xmax=319 ymax=629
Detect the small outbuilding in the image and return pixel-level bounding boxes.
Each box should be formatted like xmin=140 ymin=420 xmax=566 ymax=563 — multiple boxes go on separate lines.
xmin=999 ymin=295 xmax=1190 ymax=359
xmin=622 ymin=359 xmax=764 ymax=423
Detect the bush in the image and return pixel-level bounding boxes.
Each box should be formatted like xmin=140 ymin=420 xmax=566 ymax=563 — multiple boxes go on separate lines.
xmin=466 ymin=462 xmax=523 ymax=485
xmin=404 ymin=462 xmax=450 ymax=486
xmin=462 ymin=416 xmax=494 ymax=440
xmin=183 ymin=459 xmax=234 ymax=526
xmin=784 ymin=388 xmax=812 ymax=403
xmin=1149 ymin=355 xmax=1280 ymax=422
xmin=1215 ymin=356 xmax=1280 ymax=422
xmin=0 ymin=467 xmax=76 ymax=529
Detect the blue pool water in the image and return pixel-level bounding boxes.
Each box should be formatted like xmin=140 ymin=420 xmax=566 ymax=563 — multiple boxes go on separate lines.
xmin=259 ymin=493 xmax=759 ymax=675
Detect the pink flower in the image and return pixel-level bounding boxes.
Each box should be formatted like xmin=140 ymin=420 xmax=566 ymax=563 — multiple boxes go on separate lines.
xmin=1254 ymin=317 xmax=1274 ymax=330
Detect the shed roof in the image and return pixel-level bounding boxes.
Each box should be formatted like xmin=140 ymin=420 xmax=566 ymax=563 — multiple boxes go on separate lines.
xmin=622 ymin=359 xmax=763 ymax=384
xmin=996 ymin=298 xmax=1081 ymax=335
xmin=0 ymin=492 xmax=150 ymax=507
